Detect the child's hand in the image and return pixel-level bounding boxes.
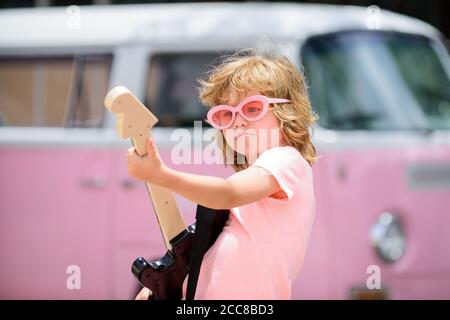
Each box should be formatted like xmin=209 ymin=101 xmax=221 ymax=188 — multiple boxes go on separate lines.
xmin=127 ymin=136 xmax=168 ymax=185
xmin=135 ymin=287 xmax=154 ymax=300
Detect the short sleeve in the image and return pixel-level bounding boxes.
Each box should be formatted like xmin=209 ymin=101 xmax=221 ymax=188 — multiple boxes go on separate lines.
xmin=251 ymin=146 xmax=307 ymax=203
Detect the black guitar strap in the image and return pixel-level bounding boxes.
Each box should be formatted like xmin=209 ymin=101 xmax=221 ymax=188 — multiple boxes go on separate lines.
xmin=186 ymin=205 xmax=229 ymax=300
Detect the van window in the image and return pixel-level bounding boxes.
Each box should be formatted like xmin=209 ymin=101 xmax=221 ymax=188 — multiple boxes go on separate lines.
xmin=302 ymin=31 xmax=450 ymax=130
xmin=0 ymin=54 xmax=112 ymax=127
xmin=145 ymin=53 xmax=225 ymax=127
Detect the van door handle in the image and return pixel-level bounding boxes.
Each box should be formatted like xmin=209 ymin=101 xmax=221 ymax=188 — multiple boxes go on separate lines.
xmin=79 ymin=176 xmax=107 ymax=189
xmin=121 ymin=178 xmax=142 ymax=190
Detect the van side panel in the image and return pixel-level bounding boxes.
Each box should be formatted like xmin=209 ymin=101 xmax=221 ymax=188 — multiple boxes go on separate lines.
xmin=0 ymin=148 xmax=112 ymax=299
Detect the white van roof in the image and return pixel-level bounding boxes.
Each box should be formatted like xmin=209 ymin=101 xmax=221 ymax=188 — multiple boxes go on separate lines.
xmin=0 ymin=2 xmax=442 ymax=48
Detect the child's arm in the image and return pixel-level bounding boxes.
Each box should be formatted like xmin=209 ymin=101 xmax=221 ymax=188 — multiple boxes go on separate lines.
xmin=127 ymin=137 xmax=283 ymax=209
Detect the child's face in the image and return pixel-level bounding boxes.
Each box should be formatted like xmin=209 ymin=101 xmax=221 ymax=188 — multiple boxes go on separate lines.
xmin=222 ymin=88 xmax=284 ymax=161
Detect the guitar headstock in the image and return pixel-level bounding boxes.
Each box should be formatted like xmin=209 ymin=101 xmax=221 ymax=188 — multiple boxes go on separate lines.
xmin=104 ymin=86 xmax=158 ymax=155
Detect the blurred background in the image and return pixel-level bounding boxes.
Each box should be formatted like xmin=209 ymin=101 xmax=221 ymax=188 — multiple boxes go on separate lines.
xmin=0 ymin=0 xmax=449 ymax=299
xmin=1 ymin=0 xmax=449 ymax=39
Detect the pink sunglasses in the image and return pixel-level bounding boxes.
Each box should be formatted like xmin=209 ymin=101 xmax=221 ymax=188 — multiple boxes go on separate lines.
xmin=206 ymin=95 xmax=290 ymax=129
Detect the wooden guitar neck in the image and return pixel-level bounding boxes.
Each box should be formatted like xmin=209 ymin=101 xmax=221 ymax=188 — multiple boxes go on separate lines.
xmin=104 ymin=86 xmax=186 ymax=250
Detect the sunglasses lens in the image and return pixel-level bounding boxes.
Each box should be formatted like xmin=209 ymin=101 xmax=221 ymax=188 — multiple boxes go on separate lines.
xmin=211 ymin=109 xmax=233 ymax=128
xmin=242 ymin=101 xmax=264 ymax=119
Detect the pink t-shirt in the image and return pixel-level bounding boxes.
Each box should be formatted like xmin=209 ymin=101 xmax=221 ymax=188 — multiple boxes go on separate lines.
xmin=182 ymin=146 xmax=316 ymax=299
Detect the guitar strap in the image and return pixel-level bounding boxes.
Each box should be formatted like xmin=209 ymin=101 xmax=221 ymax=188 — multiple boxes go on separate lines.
xmin=186 ymin=205 xmax=229 ymax=300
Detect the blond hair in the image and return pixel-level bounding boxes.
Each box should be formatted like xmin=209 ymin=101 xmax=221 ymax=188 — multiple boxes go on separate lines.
xmin=197 ymin=49 xmax=318 ymax=171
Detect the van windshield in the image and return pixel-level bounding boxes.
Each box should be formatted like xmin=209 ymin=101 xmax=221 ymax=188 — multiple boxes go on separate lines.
xmin=302 ymin=31 xmax=450 ymax=130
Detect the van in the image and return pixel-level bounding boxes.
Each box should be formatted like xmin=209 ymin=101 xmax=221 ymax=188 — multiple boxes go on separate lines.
xmin=1 ymin=2 xmax=450 ymax=299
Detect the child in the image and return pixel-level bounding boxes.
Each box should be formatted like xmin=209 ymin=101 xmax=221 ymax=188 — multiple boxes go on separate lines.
xmin=129 ymin=50 xmax=318 ymax=300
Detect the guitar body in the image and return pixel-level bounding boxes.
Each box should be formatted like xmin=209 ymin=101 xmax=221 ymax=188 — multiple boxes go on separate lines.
xmin=132 ymin=207 xmax=229 ymax=300
xmin=132 ymin=224 xmax=195 ymax=300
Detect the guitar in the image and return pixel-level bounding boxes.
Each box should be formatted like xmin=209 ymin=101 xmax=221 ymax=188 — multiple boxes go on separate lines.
xmin=104 ymin=86 xmax=228 ymax=300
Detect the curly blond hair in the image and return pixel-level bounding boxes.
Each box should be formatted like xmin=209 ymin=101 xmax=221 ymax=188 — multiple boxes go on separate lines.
xmin=197 ymin=49 xmax=318 ymax=171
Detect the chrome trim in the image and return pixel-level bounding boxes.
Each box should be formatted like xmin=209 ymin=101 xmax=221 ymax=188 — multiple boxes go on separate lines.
xmin=1 ymin=126 xmax=450 ymax=151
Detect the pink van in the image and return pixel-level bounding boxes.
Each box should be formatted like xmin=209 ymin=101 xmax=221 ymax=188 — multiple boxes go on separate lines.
xmin=1 ymin=3 xmax=450 ymax=299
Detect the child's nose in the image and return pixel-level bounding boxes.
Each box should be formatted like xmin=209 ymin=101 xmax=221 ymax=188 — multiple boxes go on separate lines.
xmin=233 ymin=113 xmax=248 ymax=128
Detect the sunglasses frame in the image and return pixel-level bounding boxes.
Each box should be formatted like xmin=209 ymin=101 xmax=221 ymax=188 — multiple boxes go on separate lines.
xmin=206 ymin=95 xmax=290 ymax=129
